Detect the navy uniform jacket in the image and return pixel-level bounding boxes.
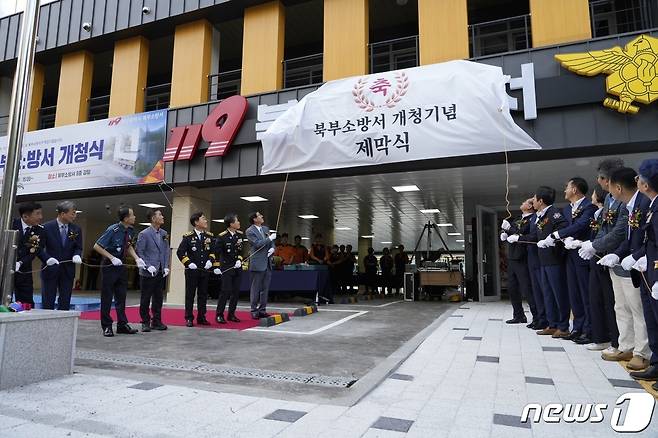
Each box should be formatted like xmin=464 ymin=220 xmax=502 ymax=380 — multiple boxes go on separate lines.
xmin=246 ymin=225 xmax=274 ymax=272
xmin=506 ymin=215 xmax=532 ymax=262
xmin=176 ymin=230 xmax=216 ymax=268
xmin=12 ymin=219 xmax=48 ymax=272
xmin=95 ymin=222 xmax=135 ymax=263
xmin=632 ymin=196 xmax=658 ymax=284
xmin=135 ymin=226 xmax=170 ymax=277
xmin=520 ymin=206 xmax=568 ymax=266
xmin=556 ymin=198 xmax=597 ymax=266
xmin=524 ymin=213 xmax=540 ymax=270
xmin=41 ymin=219 xmax=83 ymax=279
xmin=214 ymin=229 xmax=244 ymax=268
xmin=592 ymin=194 xmax=629 ymax=255
xmin=613 ymin=192 xmax=651 ymax=283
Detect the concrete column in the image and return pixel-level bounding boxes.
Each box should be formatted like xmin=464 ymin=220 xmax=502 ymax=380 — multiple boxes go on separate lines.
xmin=170 ymin=19 xmax=212 ymax=108
xmin=27 ymin=64 xmax=44 ymax=131
xmin=323 ymin=0 xmax=368 ymax=81
xmin=55 ymin=51 xmax=94 ymax=127
xmin=530 ymin=0 xmax=591 ymax=47
xmin=418 ymin=0 xmax=469 ymax=64
xmin=167 ymin=187 xmax=211 ymax=305
xmin=357 ymin=237 xmax=371 ymax=293
xmin=109 ymin=36 xmax=149 ymax=117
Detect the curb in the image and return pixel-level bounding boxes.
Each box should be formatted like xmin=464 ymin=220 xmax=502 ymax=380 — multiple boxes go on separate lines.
xmin=293 ymin=305 xmax=318 ymax=316
xmin=259 ymin=313 xmax=290 ymax=327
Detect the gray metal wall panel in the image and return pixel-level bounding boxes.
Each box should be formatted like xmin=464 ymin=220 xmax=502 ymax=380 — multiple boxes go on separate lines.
xmin=173 ymin=160 xmax=190 ymax=182
xmin=529 ymin=49 xmax=560 ymax=79
xmin=205 ymin=154 xmax=222 ymax=180
xmin=233 ymin=119 xmax=255 ymax=144
xmin=563 ymin=107 xmax=597 ymax=148
xmin=57 ymin=0 xmax=72 ymax=47
xmin=239 ymin=145 xmax=259 ymax=176
xmin=185 ymin=0 xmax=201 ymax=13
xmin=593 ymin=106 xmax=628 ymax=145
xmin=37 ymin=4 xmax=50 ymax=51
xmin=80 ymin=0 xmax=95 ymax=40
xmin=46 ymin=2 xmax=60 ymax=49
xmin=169 ymin=0 xmax=184 ymax=16
xmin=628 ymin=106 xmax=658 ymax=142
xmin=192 ymin=104 xmax=210 ymax=124
xmin=142 ymin=0 xmax=157 ymax=24
xmin=221 ymin=148 xmax=239 ymax=178
xmin=155 ymin=0 xmax=171 ymax=21
xmin=116 ymin=0 xmax=131 ymax=31
xmin=68 ymin=0 xmax=83 ymax=44
xmin=92 ymin=0 xmax=108 ymax=37
xmin=6 ymin=15 xmax=20 ymax=60
xmin=0 ymin=17 xmax=10 ymax=60
xmin=200 ymin=0 xmax=215 ymax=8
xmin=104 ymin=0 xmax=118 ymax=34
xmin=188 ymin=154 xmax=206 ymax=181
xmin=130 ymin=0 xmax=146 ymax=27
xmin=532 ymin=109 xmax=566 ymax=149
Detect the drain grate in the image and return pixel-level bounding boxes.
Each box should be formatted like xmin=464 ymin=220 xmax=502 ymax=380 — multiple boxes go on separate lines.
xmin=76 ymin=349 xmax=357 ymax=388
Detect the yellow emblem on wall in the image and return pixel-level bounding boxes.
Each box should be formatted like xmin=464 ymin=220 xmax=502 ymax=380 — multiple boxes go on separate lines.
xmin=555 ymin=35 xmax=658 ymax=114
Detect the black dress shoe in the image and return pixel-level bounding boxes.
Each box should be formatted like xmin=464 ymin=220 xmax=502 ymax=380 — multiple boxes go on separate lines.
xmin=197 ymin=319 xmax=211 ymax=326
xmin=566 ymin=331 xmax=581 ymax=341
xmin=630 ymin=365 xmax=658 ymax=381
xmin=573 ymin=334 xmax=592 ymax=345
xmin=251 ymin=314 xmax=260 ymax=320
xmin=227 ymin=314 xmax=241 ymax=323
xmin=526 ymin=321 xmax=536 ymax=329
xmin=186 ymin=320 xmax=194 ymax=327
xmin=116 ymin=324 xmax=138 ymax=334
xmin=215 ymin=314 xmax=227 ymax=324
xmin=506 ymin=318 xmax=528 ymax=324
xmin=151 ymin=322 xmax=167 ymax=330
xmin=103 ymin=327 xmax=114 ymax=337
xmin=141 ymin=323 xmax=151 ymax=332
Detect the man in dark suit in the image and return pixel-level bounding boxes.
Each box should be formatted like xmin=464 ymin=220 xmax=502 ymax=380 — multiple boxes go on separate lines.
xmin=508 ymin=186 xmax=570 ymax=338
xmin=597 ymin=167 xmax=650 ymax=369
xmin=245 ymin=211 xmax=276 ymax=319
xmin=500 ymin=198 xmax=538 ymax=325
xmin=40 ymin=201 xmax=83 ymax=310
xmin=135 ymin=208 xmax=170 ymax=331
xmin=548 ymin=177 xmax=597 ymax=343
xmin=214 ymin=213 xmax=244 ymax=324
xmin=13 ymin=201 xmax=55 ymax=307
xmin=577 ymin=158 xmax=628 ymax=352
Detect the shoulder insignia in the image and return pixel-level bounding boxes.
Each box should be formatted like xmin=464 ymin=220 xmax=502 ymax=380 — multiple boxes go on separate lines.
xmin=184 ymin=231 xmax=194 ymax=237
xmin=219 ymin=231 xmax=228 ymax=237
xmin=112 ymin=226 xmax=120 ymax=233
xmin=236 ymin=230 xmax=244 ymax=235
xmin=553 ymin=212 xmax=562 ymax=219
xmin=206 ymin=231 xmax=214 ymax=237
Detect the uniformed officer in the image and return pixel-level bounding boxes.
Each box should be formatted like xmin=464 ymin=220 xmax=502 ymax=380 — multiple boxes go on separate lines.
xmin=13 ymin=201 xmax=54 ymax=308
xmin=214 ymin=213 xmax=244 ymax=324
xmin=176 ymin=211 xmax=216 ymax=327
xmin=629 ymin=159 xmax=658 ymax=389
xmin=93 ymin=206 xmax=146 ymax=337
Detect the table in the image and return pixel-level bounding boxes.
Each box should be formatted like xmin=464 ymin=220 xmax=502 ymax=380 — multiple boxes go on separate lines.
xmin=418 ymin=270 xmax=462 ymax=287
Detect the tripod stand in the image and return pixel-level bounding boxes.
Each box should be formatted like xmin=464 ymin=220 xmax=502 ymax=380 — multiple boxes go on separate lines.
xmin=410 ymin=221 xmax=452 ymax=264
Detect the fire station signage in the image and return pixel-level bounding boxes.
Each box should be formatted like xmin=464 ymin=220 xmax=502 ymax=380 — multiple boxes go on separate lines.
xmin=0 ymin=110 xmax=167 ymax=196
xmin=259 ymin=60 xmax=541 ymax=175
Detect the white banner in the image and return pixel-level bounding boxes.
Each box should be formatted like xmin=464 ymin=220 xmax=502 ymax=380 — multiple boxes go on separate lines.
xmin=261 ymin=60 xmax=541 ymax=174
xmin=0 ymin=110 xmax=167 ymax=196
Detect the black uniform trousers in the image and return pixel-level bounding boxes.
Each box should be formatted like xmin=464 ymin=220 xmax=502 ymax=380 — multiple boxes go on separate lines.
xmin=589 ymin=260 xmax=619 ymax=347
xmin=140 ymin=273 xmax=165 ymax=324
xmin=217 ymin=269 xmax=242 ymax=316
xmin=185 ymin=269 xmax=208 ymax=321
xmin=100 ymin=265 xmax=129 ymax=329
xmin=640 ymin=282 xmax=658 ymax=366
xmin=14 ymin=271 xmax=35 ymax=305
xmin=508 ymin=259 xmax=537 ymax=321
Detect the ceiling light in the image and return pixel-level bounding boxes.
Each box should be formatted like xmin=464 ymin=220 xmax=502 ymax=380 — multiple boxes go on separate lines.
xmin=299 ymin=215 xmax=319 ymax=219
xmin=75 ymin=210 xmax=83 ymax=214
xmin=212 ymin=219 xmax=224 ymax=223
xmin=576 ymin=159 xmax=590 ymax=167
xmin=240 ymin=196 xmax=268 ymax=202
xmin=139 ymin=203 xmax=166 ymax=208
xmin=509 ymin=165 xmax=521 ymax=172
xmin=381 ymin=241 xmax=392 ymax=244
xmin=361 ymin=235 xmax=374 ymax=238
xmin=448 ymin=232 xmax=461 ymax=236
xmin=335 ymin=227 xmax=352 ymax=231
xmin=509 ymin=184 xmax=518 ymax=189
xmin=420 ymin=209 xmax=440 ymax=214
xmin=138 ymin=222 xmax=151 ymax=226
xmin=436 ymin=223 xmax=453 ymax=227
xmin=301 ymin=237 xmax=310 ymax=240
xmin=392 ymin=185 xmax=419 ymax=192
xmin=456 ymin=239 xmax=465 ymax=243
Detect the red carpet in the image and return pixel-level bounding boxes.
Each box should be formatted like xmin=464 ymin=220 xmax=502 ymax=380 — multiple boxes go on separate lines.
xmin=80 ymin=306 xmax=261 ymax=331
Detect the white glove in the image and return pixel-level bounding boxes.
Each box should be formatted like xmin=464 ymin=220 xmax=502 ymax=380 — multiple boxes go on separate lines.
xmin=163 ymin=268 xmax=170 ymax=277
xmin=500 ymin=232 xmax=508 ymax=241
xmin=632 ymin=256 xmax=647 ymax=273
xmin=501 ymin=219 xmax=511 ymax=231
xmin=597 ymin=254 xmax=619 ymax=268
xmin=46 ymin=257 xmax=59 ymax=266
xmin=15 ymin=261 xmax=21 ymax=271
xmin=72 ymin=255 xmax=82 ymax=265
xmin=621 ymin=255 xmax=636 ymax=271
xmin=204 ymin=260 xmax=212 ymax=270
xmin=570 ymin=239 xmax=583 ymax=249
xmin=234 ymin=260 xmax=242 ymax=269
xmin=506 ymin=234 xmax=519 ymax=243
xmin=537 ymin=239 xmax=548 ymax=249
xmin=267 ymin=247 xmax=275 ymax=257
xmin=652 ymin=282 xmax=658 ymax=300
xmin=188 ymin=263 xmax=197 ymax=270
xmin=213 ymin=268 xmax=222 ymax=275
xmin=578 ymin=241 xmax=596 ymax=260
xmin=136 ymin=258 xmax=146 ymax=269
xmin=147 ymin=266 xmax=157 ymax=277
xmin=110 ymin=257 xmax=123 ymax=266
xmin=551 ymin=231 xmax=560 ymax=240
xmin=563 ymin=237 xmax=575 ymax=249
xmin=269 ymin=232 xmax=277 ymax=241
xmin=543 ymin=236 xmax=556 ymax=247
